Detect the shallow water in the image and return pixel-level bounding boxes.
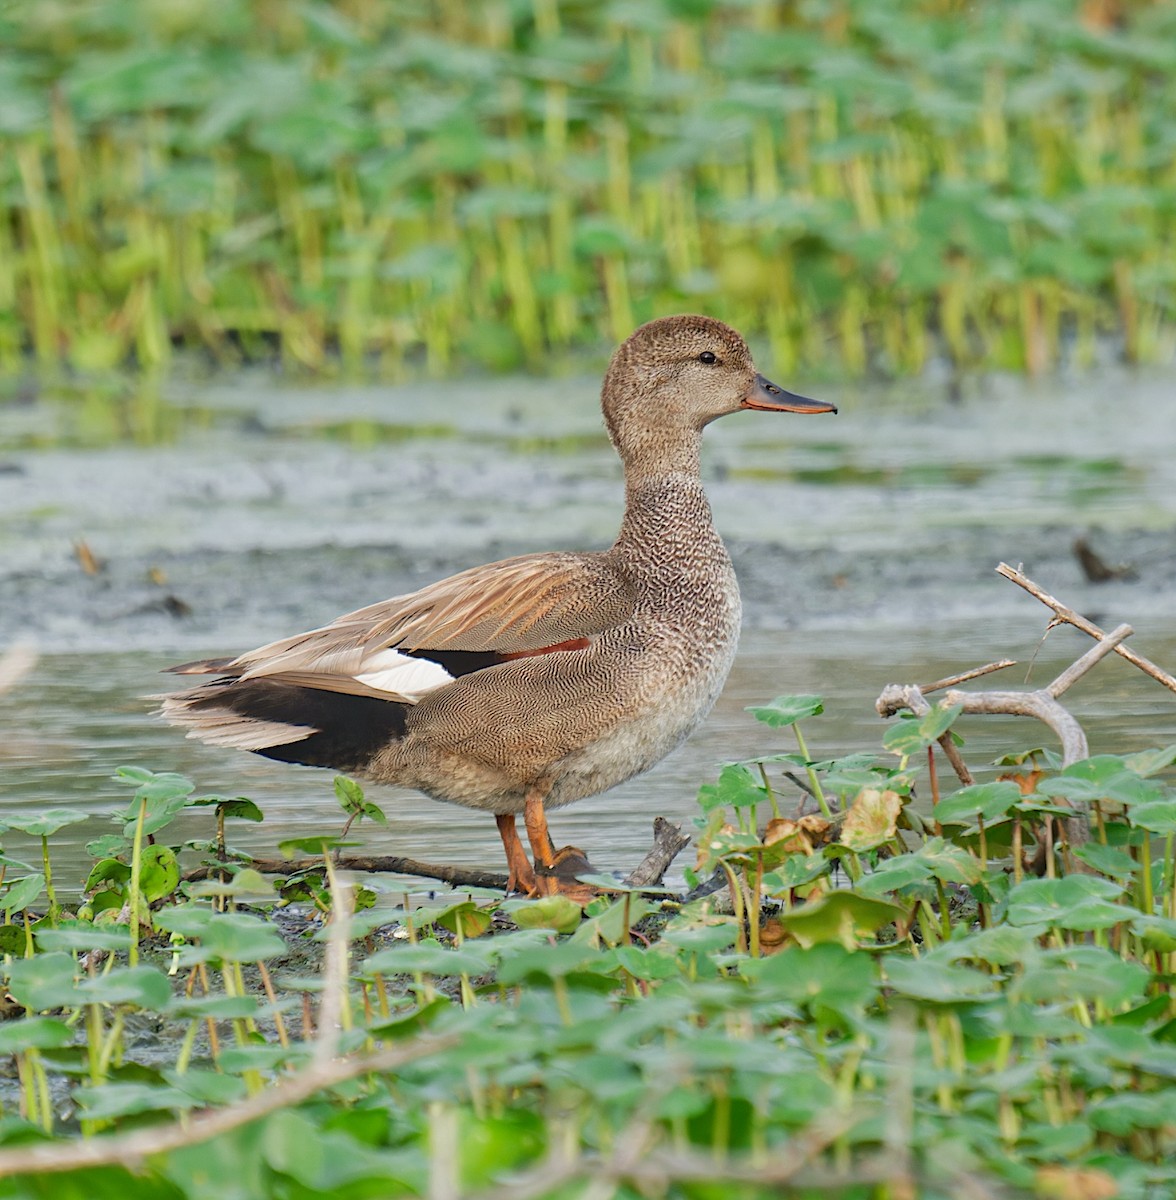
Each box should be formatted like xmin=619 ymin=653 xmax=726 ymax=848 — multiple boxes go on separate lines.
xmin=2 ymin=364 xmax=1174 ymax=889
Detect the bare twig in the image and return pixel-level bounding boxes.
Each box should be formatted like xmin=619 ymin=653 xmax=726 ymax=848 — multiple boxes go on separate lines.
xmin=314 ymin=872 xmax=353 ymax=1067
xmin=1046 ymin=623 xmax=1135 ymax=697
xmin=878 ymin=684 xmax=975 ymax=786
xmin=937 ymin=735 xmax=975 ymax=787
xmin=996 ymin=563 xmax=1176 ymax=694
xmin=919 ymin=659 xmax=1017 ymax=695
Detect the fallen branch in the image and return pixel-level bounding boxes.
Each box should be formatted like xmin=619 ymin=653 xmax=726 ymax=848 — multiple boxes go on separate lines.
xmin=877 ymin=623 xmax=1136 ymax=852
xmin=182 ymin=818 xmax=691 ymax=895
xmin=185 ymin=854 xmax=510 ymax=892
xmin=996 ymin=562 xmax=1176 ymax=694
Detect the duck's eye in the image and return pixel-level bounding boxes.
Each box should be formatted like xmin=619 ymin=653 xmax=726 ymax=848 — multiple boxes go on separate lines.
xmin=698 ymin=351 xmax=717 ymax=364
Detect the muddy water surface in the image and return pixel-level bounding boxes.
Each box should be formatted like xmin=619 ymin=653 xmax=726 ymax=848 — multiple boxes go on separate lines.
xmin=2 ymin=364 xmax=1174 ymax=888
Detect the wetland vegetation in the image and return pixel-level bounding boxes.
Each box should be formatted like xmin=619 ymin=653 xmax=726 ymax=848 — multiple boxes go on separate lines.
xmin=2 ymin=678 xmax=1176 ymax=1198
xmin=3 ymin=0 xmax=1175 ymax=380
xmin=4 ymin=1 xmax=1176 ymax=1196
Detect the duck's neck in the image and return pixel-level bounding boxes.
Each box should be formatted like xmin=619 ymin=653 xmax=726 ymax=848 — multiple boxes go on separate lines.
xmin=612 ymin=427 xmax=724 ymax=560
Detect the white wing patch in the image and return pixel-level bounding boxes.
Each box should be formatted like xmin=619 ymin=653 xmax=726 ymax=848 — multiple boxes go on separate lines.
xmin=354 ymin=648 xmax=455 ymax=702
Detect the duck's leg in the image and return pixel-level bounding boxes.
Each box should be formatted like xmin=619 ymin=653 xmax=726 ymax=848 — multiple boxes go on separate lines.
xmin=523 ymin=782 xmax=596 ymax=904
xmin=495 ymin=814 xmax=537 ymax=895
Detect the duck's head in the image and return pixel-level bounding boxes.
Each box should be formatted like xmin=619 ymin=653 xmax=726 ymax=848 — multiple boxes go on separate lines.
xmin=601 ymin=315 xmax=835 ymax=451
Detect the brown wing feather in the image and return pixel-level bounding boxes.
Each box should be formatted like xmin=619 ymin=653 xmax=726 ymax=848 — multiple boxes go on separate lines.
xmin=223 ymin=552 xmax=636 ymax=683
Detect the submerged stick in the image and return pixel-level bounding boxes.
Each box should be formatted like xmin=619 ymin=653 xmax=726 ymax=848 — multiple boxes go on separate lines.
xmin=996 ymin=563 xmax=1176 ymax=694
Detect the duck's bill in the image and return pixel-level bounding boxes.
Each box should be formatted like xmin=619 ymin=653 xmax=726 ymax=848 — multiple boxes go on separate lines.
xmin=742 ymin=373 xmax=838 ymax=414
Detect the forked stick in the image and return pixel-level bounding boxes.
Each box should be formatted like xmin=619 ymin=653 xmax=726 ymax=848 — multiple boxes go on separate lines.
xmin=996 ymin=562 xmax=1176 ymax=694
xmin=877 ymin=624 xmax=1136 ymax=851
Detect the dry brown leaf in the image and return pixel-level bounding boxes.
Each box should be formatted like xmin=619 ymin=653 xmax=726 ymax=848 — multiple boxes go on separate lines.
xmin=1035 ymin=1165 xmax=1117 ymax=1200
xmin=840 ymin=788 xmax=903 ymax=851
xmin=999 ymin=768 xmax=1044 ymax=796
xmin=760 ymin=916 xmax=788 ymax=954
xmin=763 ymin=817 xmax=810 ymax=855
xmin=73 ymin=539 xmax=103 ymax=576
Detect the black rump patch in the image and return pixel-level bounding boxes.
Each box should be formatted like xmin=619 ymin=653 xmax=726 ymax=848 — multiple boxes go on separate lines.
xmin=199 ymin=678 xmax=408 ymax=773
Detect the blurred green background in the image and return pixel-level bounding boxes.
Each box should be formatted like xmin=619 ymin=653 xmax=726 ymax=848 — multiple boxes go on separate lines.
xmin=2 ymin=0 xmax=1174 ymax=380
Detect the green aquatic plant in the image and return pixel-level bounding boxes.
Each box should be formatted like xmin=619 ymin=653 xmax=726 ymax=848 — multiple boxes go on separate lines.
xmin=0 ymin=690 xmax=1172 ymax=1195
xmin=1 ymin=0 xmax=1173 ymax=381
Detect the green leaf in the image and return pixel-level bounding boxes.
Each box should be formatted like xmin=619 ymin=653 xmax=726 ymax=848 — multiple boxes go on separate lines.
xmin=572 ymin=896 xmax=655 ymax=948
xmin=948 ymin=924 xmax=1046 ymax=966
xmin=1 ymin=873 xmax=45 ymax=915
xmin=884 ymin=953 xmax=997 ymax=1002
xmin=120 ymin=792 xmax=194 ymax=838
xmin=364 ymin=939 xmax=496 ymax=977
xmin=883 ymin=702 xmax=962 ymax=756
xmin=0 ymin=1017 xmax=73 ymax=1053
xmin=116 ymin=767 xmax=195 ymax=803
xmin=0 ymin=809 xmax=89 ymax=837
xmin=1132 ymin=915 xmax=1176 ymax=953
xmin=86 ymin=834 xmax=130 ymax=859
xmin=138 ymin=845 xmax=180 ymax=902
xmin=35 ymin=925 xmax=133 ymax=953
xmin=163 ymin=1068 xmax=248 ymax=1106
xmin=1006 ymin=876 xmax=1128 ymax=931
xmin=1127 ymin=800 xmax=1176 ymax=833
xmin=1123 ymin=745 xmax=1176 ymax=778
xmin=496 ymin=939 xmax=602 ymax=984
xmin=334 ymin=775 xmax=366 ymax=813
xmin=745 ymin=694 xmax=823 ymax=728
xmin=216 ymin=798 xmax=265 ymax=823
xmin=1072 ymin=842 xmax=1140 ymax=879
xmin=167 ymin=995 xmax=261 ymax=1020
xmin=155 ymin=907 xmax=286 ymax=964
xmin=747 ymin=943 xmax=878 ymax=1018
xmin=499 ymin=895 xmax=582 ymax=934
xmin=914 ymin=838 xmax=986 ymax=885
xmin=278 ymin=835 xmax=356 ymax=856
xmin=918 ymin=701 xmax=964 ymax=743
xmin=85 ymin=858 xmax=131 ymax=892
xmin=187 ymin=869 xmax=277 ymax=899
xmin=76 ymin=1082 xmax=200 ymax=1120
xmin=934 ymin=781 xmax=1022 ymax=826
xmin=773 ymin=891 xmax=907 ymax=949
xmin=697 ymin=763 xmax=769 ymax=812
xmin=75 ymin=966 xmax=172 ymax=1010
xmin=1041 ymin=756 xmax=1160 ymax=807
xmin=5 ymin=952 xmax=79 ymax=1010
xmin=763 ymin=853 xmax=830 ymax=892
xmin=435 ymin=900 xmax=493 ymax=939
xmin=1089 ymin=1090 xmax=1176 ymax=1135
xmin=1011 ymin=947 xmax=1148 ymax=1005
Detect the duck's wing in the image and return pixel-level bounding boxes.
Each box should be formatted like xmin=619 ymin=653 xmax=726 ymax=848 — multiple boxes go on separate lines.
xmin=167 ymin=551 xmax=637 ymax=704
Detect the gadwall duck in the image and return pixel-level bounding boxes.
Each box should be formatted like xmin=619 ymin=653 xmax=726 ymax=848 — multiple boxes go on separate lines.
xmin=162 ymin=315 xmax=836 ymax=897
